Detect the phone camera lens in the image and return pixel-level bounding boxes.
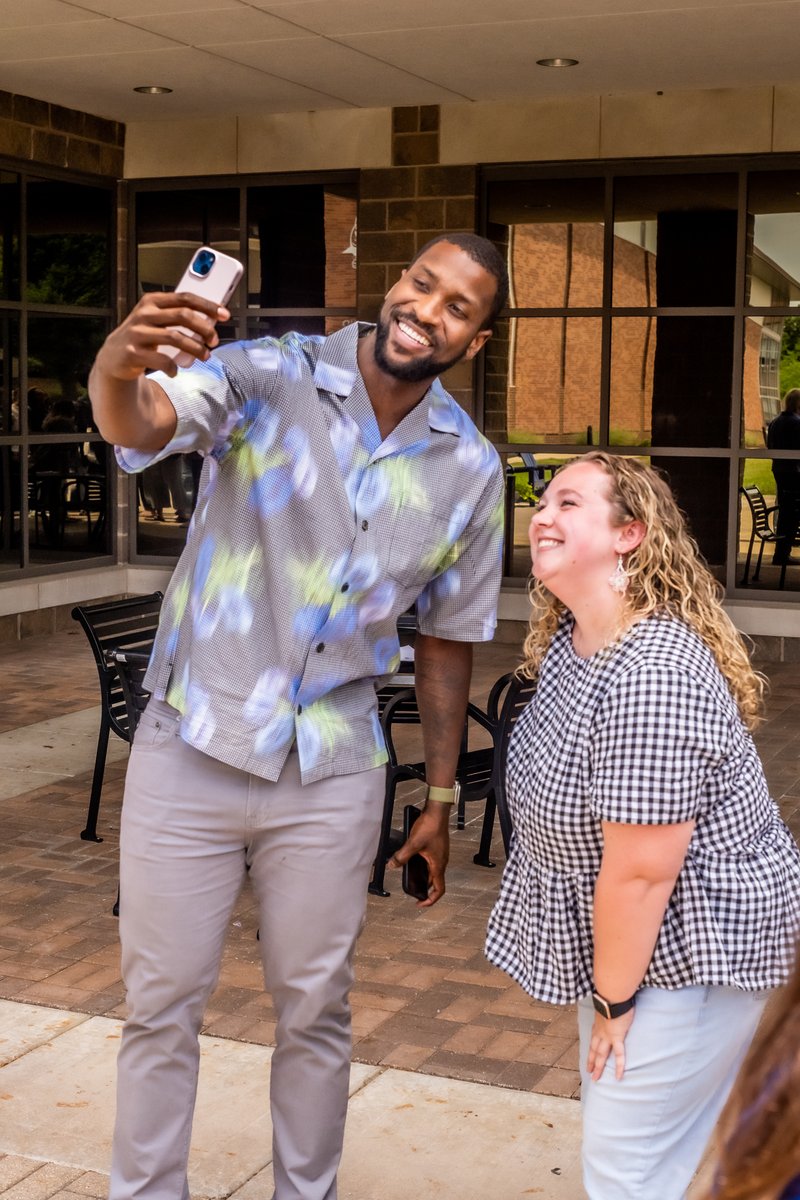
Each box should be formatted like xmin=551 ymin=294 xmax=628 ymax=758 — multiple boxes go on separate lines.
xmin=191 ymin=249 xmax=216 ymax=277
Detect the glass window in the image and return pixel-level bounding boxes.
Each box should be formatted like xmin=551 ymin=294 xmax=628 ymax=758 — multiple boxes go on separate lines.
xmin=27 ymin=315 xmax=107 ymax=428
xmin=487 ymin=178 xmax=604 ymax=308
xmin=135 ymin=451 xmax=199 ymax=558
xmin=136 ymin=188 xmax=240 ymax=301
xmin=0 ymin=171 xmax=20 ymax=302
xmin=0 ymin=313 xmax=20 ymax=435
xmin=27 ymin=440 xmax=110 ymax=564
xmin=26 ymin=178 xmax=111 ymax=307
xmin=611 ymin=316 xmax=735 ymax=448
xmin=132 ymin=176 xmax=357 ymax=561
xmin=738 ymin=457 xmax=800 ymax=592
xmin=485 ymin=316 xmax=602 ymax=446
xmin=747 ymin=172 xmax=800 ymax=308
xmin=740 ymin=315 xmax=800 ymax=446
xmin=613 ymin=175 xmax=738 ymax=307
xmin=0 ymin=166 xmax=114 ymax=580
xmin=0 ymin=444 xmax=22 ymax=567
xmin=501 ymin=450 xmax=567 ymax=579
xmin=246 ymin=183 xmax=357 ymax=310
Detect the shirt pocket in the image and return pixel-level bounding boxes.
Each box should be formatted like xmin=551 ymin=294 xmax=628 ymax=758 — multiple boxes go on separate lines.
xmin=386 ymin=508 xmax=452 ymax=589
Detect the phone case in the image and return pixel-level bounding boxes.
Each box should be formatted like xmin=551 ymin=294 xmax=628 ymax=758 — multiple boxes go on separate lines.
xmin=157 ymin=246 xmax=243 ymax=368
xmin=402 ymin=805 xmax=430 ymax=901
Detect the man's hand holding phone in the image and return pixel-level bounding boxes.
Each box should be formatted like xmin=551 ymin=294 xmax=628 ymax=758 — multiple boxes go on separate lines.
xmin=387 ymin=802 xmax=450 ymax=907
xmin=96 ymin=246 xmax=242 ymax=382
xmin=89 ymin=246 xmax=242 ymax=453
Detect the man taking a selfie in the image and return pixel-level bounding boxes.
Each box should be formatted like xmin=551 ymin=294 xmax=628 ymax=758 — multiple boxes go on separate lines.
xmin=89 ymin=233 xmax=507 ymax=1200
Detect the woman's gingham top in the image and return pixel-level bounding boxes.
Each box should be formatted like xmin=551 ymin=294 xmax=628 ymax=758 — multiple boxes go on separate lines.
xmin=486 ymin=613 xmax=800 ymax=1004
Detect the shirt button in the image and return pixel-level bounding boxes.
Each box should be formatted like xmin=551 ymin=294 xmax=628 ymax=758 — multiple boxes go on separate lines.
xmin=316 ymin=642 xmax=325 ymax=653
xmin=297 ymin=705 xmax=303 ymax=715
xmin=341 ymin=582 xmax=349 ymax=593
xmin=361 ymin=519 xmax=369 ymax=531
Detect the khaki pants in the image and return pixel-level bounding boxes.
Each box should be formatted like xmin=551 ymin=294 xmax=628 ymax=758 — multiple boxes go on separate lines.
xmin=110 ymin=699 xmax=385 ymax=1200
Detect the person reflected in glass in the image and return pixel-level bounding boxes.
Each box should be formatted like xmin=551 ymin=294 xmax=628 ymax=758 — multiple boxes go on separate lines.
xmin=767 ymin=388 xmax=800 ymax=567
xmin=486 ymin=452 xmax=800 ymax=1200
xmin=140 ymin=455 xmax=191 ymax=523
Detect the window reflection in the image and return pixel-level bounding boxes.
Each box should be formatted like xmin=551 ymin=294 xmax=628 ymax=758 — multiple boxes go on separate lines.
xmin=610 ymin=317 xmax=734 ymax=448
xmin=246 ymin=184 xmax=357 ymax=311
xmin=649 ymin=455 xmax=729 ymax=577
xmin=0 ymin=314 xmax=20 ymax=434
xmin=738 ymin=457 xmax=800 ymax=592
xmin=0 ymin=171 xmax=20 ymax=301
xmin=27 ymin=440 xmax=109 ymax=564
xmin=27 ymin=316 xmax=107 ymax=429
xmin=747 ymin=173 xmax=800 ymax=308
xmin=502 ymin=451 xmax=568 ymax=579
xmin=613 ymin=175 xmax=738 ymax=307
xmin=485 ymin=316 xmax=602 ymax=446
xmin=26 ymin=179 xmax=111 ymax=307
xmin=487 ymin=178 xmax=604 ymax=308
xmin=0 ymin=443 xmax=22 ymax=566
xmin=135 ymin=449 xmax=210 ymax=558
xmin=136 ymin=188 xmax=241 ymax=303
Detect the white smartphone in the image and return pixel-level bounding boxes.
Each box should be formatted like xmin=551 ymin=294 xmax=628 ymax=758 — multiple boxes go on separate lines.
xmin=158 ymin=246 xmax=243 ymax=368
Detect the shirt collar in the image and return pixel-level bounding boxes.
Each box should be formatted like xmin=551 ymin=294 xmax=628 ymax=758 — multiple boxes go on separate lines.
xmin=312 ymin=321 xmax=462 ymax=439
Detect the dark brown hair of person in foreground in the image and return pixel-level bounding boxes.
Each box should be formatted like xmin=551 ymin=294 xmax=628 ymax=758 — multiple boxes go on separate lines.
xmin=706 ymin=945 xmax=800 ymax=1200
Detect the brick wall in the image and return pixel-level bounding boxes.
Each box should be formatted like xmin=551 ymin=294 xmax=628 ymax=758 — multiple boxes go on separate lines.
xmin=324 ymin=190 xmax=358 ymax=333
xmin=357 ymin=105 xmax=479 ymax=414
xmin=0 ymin=90 xmax=123 ymax=177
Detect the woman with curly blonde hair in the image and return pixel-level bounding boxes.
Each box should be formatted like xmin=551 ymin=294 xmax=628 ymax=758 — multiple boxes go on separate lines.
xmin=486 ymin=452 xmax=800 ymax=1200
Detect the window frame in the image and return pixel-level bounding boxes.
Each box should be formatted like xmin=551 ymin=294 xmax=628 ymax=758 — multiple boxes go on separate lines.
xmin=0 ymin=158 xmax=116 ymax=581
xmin=479 ymin=153 xmax=800 ymax=598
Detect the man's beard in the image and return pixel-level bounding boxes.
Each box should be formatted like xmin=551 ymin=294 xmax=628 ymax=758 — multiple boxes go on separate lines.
xmin=373 ymin=311 xmax=463 ymax=383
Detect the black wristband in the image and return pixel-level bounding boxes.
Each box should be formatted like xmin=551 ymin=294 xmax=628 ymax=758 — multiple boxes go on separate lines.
xmin=591 ymin=990 xmax=636 ymax=1019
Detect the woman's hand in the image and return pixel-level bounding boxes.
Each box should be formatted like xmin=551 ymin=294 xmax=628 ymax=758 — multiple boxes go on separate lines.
xmin=587 ymin=1007 xmax=636 ymax=1081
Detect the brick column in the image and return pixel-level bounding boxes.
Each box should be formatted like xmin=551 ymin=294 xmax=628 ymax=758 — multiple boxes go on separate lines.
xmin=357 ymin=105 xmax=479 ymax=414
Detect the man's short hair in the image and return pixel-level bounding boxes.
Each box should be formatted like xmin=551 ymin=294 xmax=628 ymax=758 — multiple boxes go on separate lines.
xmin=784 ymin=388 xmax=800 ymax=414
xmin=409 ymin=233 xmax=509 ymax=330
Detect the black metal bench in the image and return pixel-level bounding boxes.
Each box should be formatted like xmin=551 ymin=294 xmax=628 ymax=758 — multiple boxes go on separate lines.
xmin=71 ymin=592 xmax=163 ymax=842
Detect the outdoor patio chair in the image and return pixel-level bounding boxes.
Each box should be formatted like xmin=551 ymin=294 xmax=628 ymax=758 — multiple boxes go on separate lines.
xmin=369 ymin=670 xmax=536 ymax=897
xmin=739 ymin=485 xmax=787 ymax=589
xmin=107 ymin=648 xmax=152 ymax=915
xmin=71 ymin=591 xmax=163 ymax=842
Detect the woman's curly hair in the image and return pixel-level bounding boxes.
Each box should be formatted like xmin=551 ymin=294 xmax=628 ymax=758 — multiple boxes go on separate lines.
xmin=520 ymin=452 xmax=765 ymax=729
xmin=705 ymin=946 xmax=800 ymax=1199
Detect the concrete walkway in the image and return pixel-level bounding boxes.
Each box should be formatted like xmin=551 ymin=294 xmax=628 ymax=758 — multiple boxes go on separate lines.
xmin=3 ymin=627 xmax=779 ymax=1200
xmin=0 ymin=649 xmax=587 ymax=1200
xmin=0 ymin=997 xmax=584 ymax=1200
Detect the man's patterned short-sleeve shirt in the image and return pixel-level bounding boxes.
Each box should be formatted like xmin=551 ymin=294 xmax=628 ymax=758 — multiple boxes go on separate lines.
xmin=116 ymin=322 xmax=504 ymax=784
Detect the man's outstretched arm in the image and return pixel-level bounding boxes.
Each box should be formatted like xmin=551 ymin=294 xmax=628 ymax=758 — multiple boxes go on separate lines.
xmin=89 ymin=291 xmax=229 ymax=452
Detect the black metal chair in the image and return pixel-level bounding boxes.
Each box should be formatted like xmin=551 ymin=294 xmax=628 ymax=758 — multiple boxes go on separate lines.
xmin=739 ymin=486 xmax=786 ymax=588
xmin=369 ymin=671 xmax=536 ymax=897
xmin=106 ymin=649 xmax=152 ymax=916
xmin=71 ymin=592 xmax=163 ymax=842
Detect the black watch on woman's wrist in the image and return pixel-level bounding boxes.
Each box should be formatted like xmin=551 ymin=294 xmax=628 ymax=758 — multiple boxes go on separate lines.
xmin=591 ymin=990 xmax=636 ymax=1019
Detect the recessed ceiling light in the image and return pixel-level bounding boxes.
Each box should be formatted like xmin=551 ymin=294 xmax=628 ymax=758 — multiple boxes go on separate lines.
xmin=536 ymin=57 xmax=579 ymax=68
xmin=133 ymin=85 xmax=173 ymax=94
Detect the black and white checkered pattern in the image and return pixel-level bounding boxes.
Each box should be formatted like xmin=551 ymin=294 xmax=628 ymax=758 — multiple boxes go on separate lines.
xmin=486 ymin=614 xmax=800 ymax=1004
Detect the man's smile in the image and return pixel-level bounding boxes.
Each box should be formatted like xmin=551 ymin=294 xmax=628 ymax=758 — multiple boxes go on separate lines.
xmin=394 ymin=314 xmax=434 ymax=350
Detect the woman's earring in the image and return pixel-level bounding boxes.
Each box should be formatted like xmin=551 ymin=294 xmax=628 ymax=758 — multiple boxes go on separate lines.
xmin=608 ymin=554 xmax=629 ymax=595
